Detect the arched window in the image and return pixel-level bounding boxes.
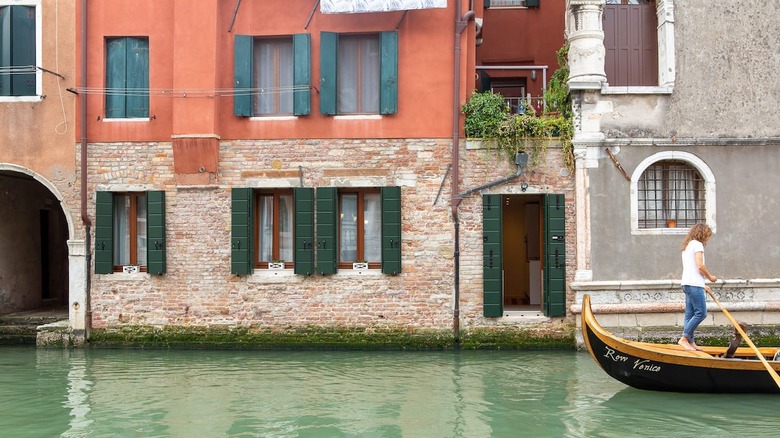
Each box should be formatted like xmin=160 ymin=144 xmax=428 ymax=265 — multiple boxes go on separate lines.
xmin=630 ymin=152 xmax=716 ymax=233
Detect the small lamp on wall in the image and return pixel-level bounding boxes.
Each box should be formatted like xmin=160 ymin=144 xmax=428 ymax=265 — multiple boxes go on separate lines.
xmin=530 ymin=70 xmax=537 ymax=81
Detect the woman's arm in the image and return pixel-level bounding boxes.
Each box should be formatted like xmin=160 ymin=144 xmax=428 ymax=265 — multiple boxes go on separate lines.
xmin=695 ymin=251 xmax=717 ymax=282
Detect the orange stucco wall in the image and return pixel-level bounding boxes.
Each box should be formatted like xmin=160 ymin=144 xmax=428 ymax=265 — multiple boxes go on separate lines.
xmin=78 ymin=0 xmax=475 ymax=142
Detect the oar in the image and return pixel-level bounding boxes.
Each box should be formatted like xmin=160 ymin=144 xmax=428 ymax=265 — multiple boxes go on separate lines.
xmin=705 ymin=287 xmax=780 ymax=390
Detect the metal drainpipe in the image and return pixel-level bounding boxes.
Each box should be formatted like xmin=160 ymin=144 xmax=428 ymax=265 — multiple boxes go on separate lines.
xmin=80 ymin=0 xmax=92 ymax=341
xmin=451 ymin=0 xmax=474 ymax=348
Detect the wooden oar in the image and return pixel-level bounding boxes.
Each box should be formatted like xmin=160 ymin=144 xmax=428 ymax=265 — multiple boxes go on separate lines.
xmin=705 ymin=287 xmax=780 ymax=390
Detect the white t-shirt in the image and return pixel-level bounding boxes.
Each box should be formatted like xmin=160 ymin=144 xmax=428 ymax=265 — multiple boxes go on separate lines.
xmin=681 ymin=240 xmax=706 ymax=287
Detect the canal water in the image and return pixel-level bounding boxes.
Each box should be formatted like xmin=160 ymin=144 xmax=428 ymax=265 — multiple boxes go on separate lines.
xmin=1 ymin=347 xmax=777 ymax=437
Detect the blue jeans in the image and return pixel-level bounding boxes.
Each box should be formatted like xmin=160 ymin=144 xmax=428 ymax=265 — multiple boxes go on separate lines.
xmin=682 ymin=285 xmax=707 ymax=343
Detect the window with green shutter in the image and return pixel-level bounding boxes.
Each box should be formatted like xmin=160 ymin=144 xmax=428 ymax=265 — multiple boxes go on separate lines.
xmin=233 ymin=34 xmax=310 ymax=117
xmin=105 ymin=36 xmax=149 ymax=118
xmin=381 ymin=186 xmax=401 ymax=275
xmin=94 ymin=191 xmax=165 ymax=274
xmin=319 ymin=31 xmax=398 ymax=116
xmin=0 ymin=4 xmax=36 ymax=97
xmin=543 ymin=194 xmax=566 ymax=317
xmin=482 ymin=194 xmax=503 ymax=317
xmin=294 ymin=188 xmax=315 ymax=275
xmin=315 ymin=187 xmax=338 ymax=274
xmin=231 ymin=188 xmax=254 ymax=275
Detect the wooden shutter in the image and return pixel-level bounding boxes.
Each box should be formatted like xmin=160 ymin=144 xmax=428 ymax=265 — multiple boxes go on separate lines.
xmin=0 ymin=7 xmax=9 ymax=95
xmin=231 ymin=188 xmax=254 ymax=275
xmin=293 ymin=33 xmax=311 ymax=116
xmin=315 ymin=187 xmax=337 ymax=274
xmin=146 ymin=190 xmax=166 ymax=275
xmin=294 ymin=187 xmax=315 ymax=275
xmin=319 ymin=32 xmax=338 ymax=115
xmin=10 ymin=5 xmax=35 ymax=96
xmin=125 ymin=37 xmax=149 ymax=118
xmin=105 ymin=38 xmax=127 ymax=118
xmin=543 ymin=194 xmax=566 ymax=317
xmin=603 ymin=4 xmax=658 ymax=87
xmin=381 ymin=186 xmax=402 ymax=275
xmin=379 ymin=31 xmax=398 ymax=115
xmin=482 ymin=194 xmax=503 ymax=317
xmin=94 ymin=192 xmax=114 ymax=274
xmin=234 ymin=35 xmax=253 ymax=117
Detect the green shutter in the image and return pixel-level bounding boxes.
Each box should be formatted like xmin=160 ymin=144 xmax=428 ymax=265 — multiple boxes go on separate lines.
xmin=316 ymin=187 xmax=337 ymax=274
xmin=11 ymin=6 xmax=35 ymax=96
xmin=379 ymin=31 xmax=398 ymax=115
xmin=526 ymin=0 xmax=540 ymax=8
xmin=294 ymin=187 xmax=314 ymax=275
xmin=125 ymin=37 xmax=149 ymax=118
xmin=293 ymin=33 xmax=311 ymax=116
xmin=146 ymin=190 xmax=166 ymax=275
xmin=231 ymin=188 xmax=254 ymax=275
xmin=0 ymin=7 xmax=9 ymax=95
xmin=482 ymin=194 xmax=502 ymax=317
xmin=94 ymin=192 xmax=114 ymax=274
xmin=106 ymin=38 xmax=127 ymax=118
xmin=319 ymin=32 xmax=337 ymax=116
xmin=381 ymin=186 xmax=402 ymax=275
xmin=234 ymin=35 xmax=253 ymax=117
xmin=543 ymin=193 xmax=566 ymax=317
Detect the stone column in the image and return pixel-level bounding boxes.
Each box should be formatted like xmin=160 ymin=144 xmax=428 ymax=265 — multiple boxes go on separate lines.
xmin=68 ymin=239 xmax=87 ymax=333
xmin=657 ymin=0 xmax=676 ymax=87
xmin=567 ymin=0 xmax=606 ymax=90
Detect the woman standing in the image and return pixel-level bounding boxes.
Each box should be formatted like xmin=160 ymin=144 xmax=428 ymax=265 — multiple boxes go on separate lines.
xmin=679 ymin=223 xmax=717 ymax=352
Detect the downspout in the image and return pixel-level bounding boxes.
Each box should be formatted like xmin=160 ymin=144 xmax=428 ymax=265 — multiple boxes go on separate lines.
xmin=80 ymin=0 xmax=92 ymax=341
xmin=451 ymin=0 xmax=474 ymax=348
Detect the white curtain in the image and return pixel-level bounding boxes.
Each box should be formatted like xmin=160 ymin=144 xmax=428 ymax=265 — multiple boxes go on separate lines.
xmin=668 ymin=165 xmax=698 ymax=223
xmin=339 ymin=194 xmax=358 ymax=261
xmin=136 ymin=194 xmax=147 ymax=266
xmin=279 ymin=195 xmax=293 ymax=262
xmin=113 ymin=196 xmax=130 ymax=265
xmin=254 ymin=39 xmax=293 ymax=115
xmin=338 ymin=36 xmax=379 ymax=114
xmin=363 ymin=193 xmax=381 ymax=262
xmin=258 ymin=196 xmax=273 ymax=262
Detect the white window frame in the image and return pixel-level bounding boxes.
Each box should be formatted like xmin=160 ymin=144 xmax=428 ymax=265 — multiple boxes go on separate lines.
xmin=630 ymin=151 xmax=716 ymax=235
xmin=0 ymin=0 xmax=42 ymax=102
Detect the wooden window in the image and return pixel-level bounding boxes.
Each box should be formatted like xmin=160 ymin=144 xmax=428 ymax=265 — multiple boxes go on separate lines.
xmin=637 ymin=160 xmax=705 ymax=229
xmin=0 ymin=3 xmax=36 ymax=97
xmin=603 ymin=1 xmax=658 ymax=86
xmin=254 ymin=190 xmax=294 ymax=268
xmin=234 ymin=34 xmax=311 ymax=117
xmin=95 ymin=191 xmax=166 ymax=274
xmin=338 ymin=189 xmax=381 ymax=268
xmin=319 ymin=31 xmax=397 ymax=115
xmin=105 ymin=37 xmax=149 ymax=118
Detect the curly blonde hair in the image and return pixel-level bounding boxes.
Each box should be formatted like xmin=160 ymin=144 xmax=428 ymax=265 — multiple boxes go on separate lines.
xmin=681 ymin=223 xmax=713 ymax=251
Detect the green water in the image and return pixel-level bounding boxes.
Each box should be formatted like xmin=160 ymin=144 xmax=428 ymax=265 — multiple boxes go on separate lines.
xmin=0 ymin=347 xmax=777 ymax=437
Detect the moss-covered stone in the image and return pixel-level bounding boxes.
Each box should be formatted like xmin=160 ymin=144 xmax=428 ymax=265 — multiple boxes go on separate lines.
xmin=86 ymin=324 xmax=577 ymax=350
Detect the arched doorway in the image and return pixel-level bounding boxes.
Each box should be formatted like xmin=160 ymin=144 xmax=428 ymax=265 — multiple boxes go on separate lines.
xmin=0 ymin=169 xmax=71 ymax=317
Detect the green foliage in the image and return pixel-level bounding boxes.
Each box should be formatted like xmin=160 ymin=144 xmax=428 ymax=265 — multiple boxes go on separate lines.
xmin=544 ymin=43 xmax=571 ymax=119
xmin=461 ymin=91 xmax=509 ymax=138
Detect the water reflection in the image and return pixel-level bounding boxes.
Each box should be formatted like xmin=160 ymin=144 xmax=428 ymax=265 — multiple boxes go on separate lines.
xmin=0 ymin=348 xmax=776 ymax=437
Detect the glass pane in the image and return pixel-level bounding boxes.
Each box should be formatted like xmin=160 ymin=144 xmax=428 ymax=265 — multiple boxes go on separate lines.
xmin=359 ymin=37 xmax=380 ymax=113
xmin=113 ymin=195 xmax=130 ymax=265
xmin=258 ymin=196 xmax=273 ymax=262
xmin=338 ymin=37 xmax=358 ymax=114
xmin=279 ymin=195 xmax=293 ymax=262
xmin=363 ymin=193 xmax=381 ymax=262
xmin=339 ymin=194 xmax=358 ymax=261
xmin=136 ymin=194 xmax=147 ymax=266
xmin=254 ymin=38 xmax=294 ymax=116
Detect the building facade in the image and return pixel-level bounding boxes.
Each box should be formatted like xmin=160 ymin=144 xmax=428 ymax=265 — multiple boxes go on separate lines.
xmin=567 ymin=0 xmax=780 ymax=342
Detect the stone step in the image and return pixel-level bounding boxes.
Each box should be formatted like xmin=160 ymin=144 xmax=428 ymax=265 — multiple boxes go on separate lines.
xmin=0 ymin=325 xmax=38 ymax=345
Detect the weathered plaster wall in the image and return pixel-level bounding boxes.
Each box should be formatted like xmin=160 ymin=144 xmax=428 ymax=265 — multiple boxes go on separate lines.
xmin=598 ymin=0 xmax=780 ymax=138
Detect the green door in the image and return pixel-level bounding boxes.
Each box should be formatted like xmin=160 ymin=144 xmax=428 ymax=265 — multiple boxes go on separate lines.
xmin=543 ymin=194 xmax=566 ymax=316
xmin=482 ymin=194 xmax=503 ymax=317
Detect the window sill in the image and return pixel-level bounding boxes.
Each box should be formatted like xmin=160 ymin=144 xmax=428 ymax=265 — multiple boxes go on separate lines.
xmin=601 ymin=85 xmax=674 ymax=95
xmin=333 ymin=114 xmax=382 ymax=120
xmin=249 ymin=115 xmax=297 ymax=121
xmin=0 ymin=95 xmax=42 ymax=103
xmin=249 ymin=269 xmax=301 ymax=284
xmin=102 ymin=117 xmax=150 ymax=122
xmin=338 ymin=269 xmax=382 ymax=277
xmin=101 ymin=272 xmax=147 ymax=281
xmin=631 ymin=227 xmax=688 ymax=236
